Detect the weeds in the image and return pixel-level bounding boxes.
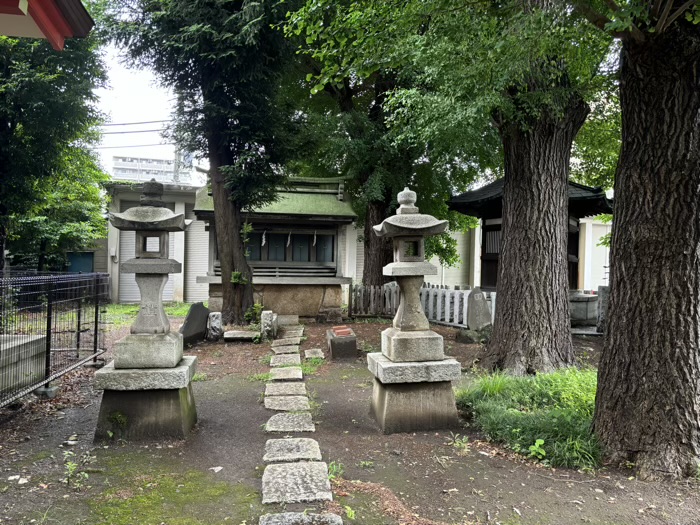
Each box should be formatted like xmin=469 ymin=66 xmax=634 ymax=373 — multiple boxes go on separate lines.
xmin=445 ymin=432 xmax=470 ymax=455
xmin=248 ymin=372 xmax=272 ymax=382
xmin=328 ymin=461 xmax=344 ymax=480
xmin=301 ymin=358 xmax=324 ymax=376
xmin=455 ymin=368 xmax=600 ymax=470
xmin=191 ymin=372 xmax=208 ymax=382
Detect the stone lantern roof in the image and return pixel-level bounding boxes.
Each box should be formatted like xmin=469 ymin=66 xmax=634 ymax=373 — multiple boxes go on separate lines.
xmin=373 ymin=188 xmax=448 ymax=238
xmin=109 ymin=179 xmax=191 ymax=232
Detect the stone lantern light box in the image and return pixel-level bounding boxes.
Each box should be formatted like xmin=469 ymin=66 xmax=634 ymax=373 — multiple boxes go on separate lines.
xmin=367 ymin=187 xmax=462 ymax=433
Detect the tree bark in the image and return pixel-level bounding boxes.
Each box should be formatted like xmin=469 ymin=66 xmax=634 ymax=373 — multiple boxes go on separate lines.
xmin=363 ymin=199 xmax=393 ymax=286
xmin=593 ymin=25 xmax=700 ymax=480
xmin=482 ymin=97 xmax=588 ymax=374
xmin=207 ymin=138 xmax=254 ymax=326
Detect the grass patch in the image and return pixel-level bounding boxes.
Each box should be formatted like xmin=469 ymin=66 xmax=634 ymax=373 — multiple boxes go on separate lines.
xmin=455 ymin=368 xmax=600 ymax=470
xmin=191 ymin=372 xmax=208 ymax=382
xmin=105 ymin=303 xmax=193 ymax=327
xmin=301 ymin=357 xmax=325 ymax=376
xmin=259 ymin=355 xmax=272 ymax=366
xmin=248 ymin=372 xmax=272 ymax=382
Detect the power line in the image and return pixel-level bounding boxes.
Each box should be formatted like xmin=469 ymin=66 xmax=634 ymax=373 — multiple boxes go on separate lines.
xmin=92 ymin=143 xmax=176 ymax=149
xmin=101 ymin=120 xmax=171 ymax=127
xmin=102 ymin=129 xmax=165 ymax=135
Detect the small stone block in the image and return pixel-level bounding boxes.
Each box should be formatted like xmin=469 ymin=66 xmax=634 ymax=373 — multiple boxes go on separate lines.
xmin=265 ymin=382 xmax=307 ymax=397
xmin=381 ymin=327 xmax=445 ymax=362
xmin=259 ymin=513 xmax=343 ymax=525
xmin=269 ymin=367 xmax=303 ymax=381
xmin=178 ymin=302 xmax=209 ymax=345
xmin=304 ymin=349 xmax=325 ymax=359
xmin=272 ymin=345 xmax=300 ymax=355
xmin=270 ymin=354 xmax=301 ymax=367
xmin=223 ymin=330 xmax=257 ymax=342
xmin=265 ymin=413 xmax=315 ymax=432
xmin=33 ymin=385 xmax=59 ymax=399
xmin=95 ymin=356 xmax=197 ymax=391
xmin=261 ymin=462 xmax=332 ymax=504
xmin=367 ymin=353 xmax=460 ymax=384
xmin=263 ymin=438 xmax=322 ymax=463
xmin=113 ymin=332 xmax=183 ymax=369
xmin=272 ymin=337 xmax=302 ymax=347
xmin=326 ymin=329 xmax=358 ymax=359
xmin=264 ymin=396 xmax=311 ymax=412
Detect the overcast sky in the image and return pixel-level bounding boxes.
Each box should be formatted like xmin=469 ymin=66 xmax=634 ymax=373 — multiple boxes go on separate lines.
xmin=94 ymin=46 xmax=177 ymax=175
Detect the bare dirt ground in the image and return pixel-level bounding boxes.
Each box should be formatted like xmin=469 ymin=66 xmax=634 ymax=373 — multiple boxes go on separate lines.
xmin=0 ymin=317 xmax=697 ymax=525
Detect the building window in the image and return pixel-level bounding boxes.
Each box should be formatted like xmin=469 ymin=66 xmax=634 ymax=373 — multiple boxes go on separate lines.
xmin=316 ymin=235 xmax=334 ymax=262
xmin=292 ymin=234 xmax=310 ymax=262
xmin=268 ymin=234 xmax=287 ymax=261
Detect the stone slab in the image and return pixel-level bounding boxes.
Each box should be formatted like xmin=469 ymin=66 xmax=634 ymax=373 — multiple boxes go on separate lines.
xmin=381 ymin=327 xmax=444 ymax=362
xmin=272 ymin=337 xmax=302 ymax=347
xmin=367 ymin=353 xmax=460 ymax=384
xmin=382 ymin=261 xmax=437 ymax=277
xmin=370 ymin=378 xmax=458 ymax=434
xmin=269 ymin=367 xmax=303 ymax=381
xmin=121 ymin=258 xmax=181 ymax=274
xmin=94 ymin=384 xmax=197 ymax=441
xmin=113 ymin=332 xmax=184 ymax=369
xmin=264 ymin=396 xmax=310 ymax=412
xmin=207 ymin=312 xmax=223 ymax=341
xmin=278 ymin=329 xmax=304 ymax=339
xmin=223 ymin=330 xmax=257 ymax=342
xmin=265 ymin=413 xmax=315 ymax=432
xmin=279 ymin=324 xmax=304 ymax=332
xmin=265 ymin=382 xmax=307 ymax=397
xmin=259 ymin=513 xmax=343 ymax=525
xmin=263 ymin=438 xmax=322 ymax=463
xmin=261 ymin=310 xmax=278 ymax=340
xmin=304 ymin=348 xmax=325 ymax=359
xmin=95 ymin=356 xmax=197 ymax=391
xmin=272 ymin=345 xmax=300 ymax=355
xmin=262 ymin=462 xmax=332 ymax=504
xmin=178 ymin=302 xmax=209 ymax=345
xmin=270 ymin=354 xmax=301 ymax=367
xmin=467 ymin=287 xmax=492 ymax=330
xmin=277 ymin=315 xmax=300 ymax=326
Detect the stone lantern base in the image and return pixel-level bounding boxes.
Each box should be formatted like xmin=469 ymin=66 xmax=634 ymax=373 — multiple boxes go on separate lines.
xmin=367 ymin=353 xmax=460 ymax=434
xmin=93 ymin=356 xmax=198 ymax=441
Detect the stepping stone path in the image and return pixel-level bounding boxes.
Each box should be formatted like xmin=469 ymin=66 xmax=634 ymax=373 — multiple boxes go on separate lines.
xmin=270 ymin=354 xmax=301 ymax=367
xmin=259 ymin=321 xmax=343 ymax=524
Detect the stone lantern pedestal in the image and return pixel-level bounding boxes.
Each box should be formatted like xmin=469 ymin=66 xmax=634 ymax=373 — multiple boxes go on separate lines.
xmin=367 ymin=188 xmax=460 ymax=433
xmin=94 ymin=180 xmax=198 ymax=441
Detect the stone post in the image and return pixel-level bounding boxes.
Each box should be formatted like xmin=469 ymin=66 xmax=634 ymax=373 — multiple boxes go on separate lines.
xmin=367 ymin=188 xmax=461 ymax=433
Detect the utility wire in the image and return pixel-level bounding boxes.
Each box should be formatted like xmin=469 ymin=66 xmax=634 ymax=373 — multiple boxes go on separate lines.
xmin=92 ymin=143 xmax=176 ymax=149
xmin=101 ymin=120 xmax=171 ymax=127
xmin=102 ymin=129 xmax=165 ymax=135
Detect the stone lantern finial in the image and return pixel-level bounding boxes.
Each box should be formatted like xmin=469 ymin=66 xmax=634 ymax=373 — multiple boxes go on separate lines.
xmin=397 ymin=187 xmax=418 ymax=214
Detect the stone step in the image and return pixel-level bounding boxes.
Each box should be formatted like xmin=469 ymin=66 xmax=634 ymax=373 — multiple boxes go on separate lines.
xmin=272 ymin=345 xmax=300 ymax=355
xmin=223 ymin=330 xmax=257 ymax=342
xmin=265 ymin=382 xmax=307 ymax=397
xmin=278 ymin=328 xmax=304 ymax=338
xmin=276 ymin=315 xmax=299 ymax=326
xmin=265 ymin=413 xmax=315 ymax=432
xmin=261 ymin=462 xmax=332 ymax=504
xmin=304 ymin=349 xmax=325 ymax=360
xmin=263 ymin=438 xmax=322 ymax=463
xmin=264 ymin=396 xmax=310 ymax=412
xmin=272 ymin=337 xmax=302 ymax=347
xmin=259 ymin=513 xmax=343 ymax=525
xmin=269 ymin=367 xmax=303 ymax=381
xmin=270 ymin=354 xmax=301 ymax=367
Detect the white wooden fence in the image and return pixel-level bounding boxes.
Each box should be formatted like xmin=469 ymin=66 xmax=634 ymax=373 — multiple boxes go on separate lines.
xmin=349 ymin=283 xmax=496 ymax=329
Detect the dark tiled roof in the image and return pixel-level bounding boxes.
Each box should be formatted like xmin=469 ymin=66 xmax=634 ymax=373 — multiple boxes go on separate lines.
xmin=449 ymin=179 xmax=612 ymax=219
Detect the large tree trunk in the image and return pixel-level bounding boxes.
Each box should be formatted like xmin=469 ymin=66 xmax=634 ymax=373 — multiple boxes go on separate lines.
xmin=208 ymin=145 xmax=254 ymax=326
xmin=593 ymin=26 xmax=700 ymax=480
xmin=362 ymin=200 xmax=393 ymax=286
xmin=482 ymin=97 xmax=588 ymax=374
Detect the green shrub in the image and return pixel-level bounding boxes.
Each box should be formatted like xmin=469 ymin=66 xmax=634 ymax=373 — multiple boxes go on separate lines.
xmin=455 ymin=368 xmax=600 ymax=470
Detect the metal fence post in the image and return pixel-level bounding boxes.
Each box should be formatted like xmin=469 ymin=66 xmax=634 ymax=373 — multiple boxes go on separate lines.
xmin=93 ymin=274 xmax=100 ymax=361
xmin=44 ymin=281 xmax=53 ymax=381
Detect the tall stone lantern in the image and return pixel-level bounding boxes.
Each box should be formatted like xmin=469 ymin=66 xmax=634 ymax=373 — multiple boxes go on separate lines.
xmin=367 ymin=188 xmax=461 ymax=433
xmin=94 ymin=180 xmax=198 ymax=440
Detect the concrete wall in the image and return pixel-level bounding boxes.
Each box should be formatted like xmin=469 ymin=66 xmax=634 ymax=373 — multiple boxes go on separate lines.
xmin=577 ymin=219 xmax=611 ymax=291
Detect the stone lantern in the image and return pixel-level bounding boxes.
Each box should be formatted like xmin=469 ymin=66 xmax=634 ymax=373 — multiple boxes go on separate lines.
xmin=367 ymin=187 xmax=461 ymax=433
xmin=94 ymin=180 xmax=198 ymax=440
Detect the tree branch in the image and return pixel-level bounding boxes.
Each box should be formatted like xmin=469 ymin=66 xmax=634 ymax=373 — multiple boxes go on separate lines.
xmin=655 ymin=0 xmax=676 ymax=31
xmin=573 ymin=1 xmax=613 ymax=32
xmin=660 ymin=0 xmax=697 ymax=32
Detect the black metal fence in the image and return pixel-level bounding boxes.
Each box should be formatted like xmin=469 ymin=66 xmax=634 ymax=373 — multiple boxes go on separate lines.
xmin=0 ymin=271 xmax=109 ymax=408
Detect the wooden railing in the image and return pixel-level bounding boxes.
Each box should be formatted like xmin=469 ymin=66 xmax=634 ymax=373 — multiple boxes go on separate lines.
xmin=349 ymin=283 xmax=495 ymax=328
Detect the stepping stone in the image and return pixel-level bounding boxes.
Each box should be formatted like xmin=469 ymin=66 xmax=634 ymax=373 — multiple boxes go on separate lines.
xmin=263 ymin=438 xmax=322 ymax=463
xmin=272 ymin=345 xmax=300 ymax=355
xmin=270 ymin=354 xmax=301 ymax=367
xmin=277 ymin=315 xmax=299 ymax=326
xmin=264 ymin=396 xmax=310 ymax=412
xmin=266 ymin=382 xmax=307 ymax=397
xmin=279 ymin=328 xmax=304 ymax=338
xmin=304 ymin=348 xmax=325 ymax=359
xmin=259 ymin=513 xmax=343 ymax=525
xmin=223 ymin=330 xmax=257 ymax=342
xmin=269 ymin=367 xmax=303 ymax=381
xmin=272 ymin=337 xmax=302 ymax=347
xmin=262 ymin=462 xmax=332 ymax=504
xmin=265 ymin=413 xmax=315 ymax=432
